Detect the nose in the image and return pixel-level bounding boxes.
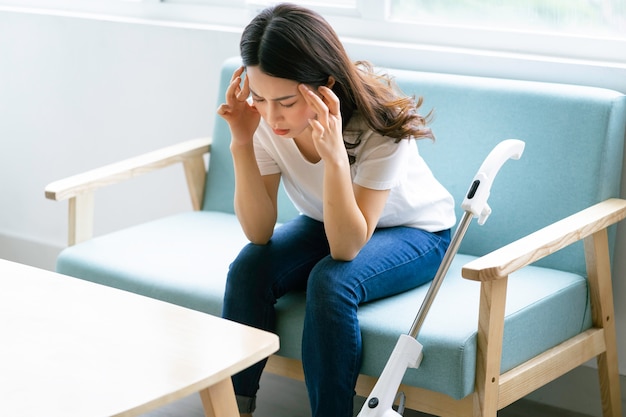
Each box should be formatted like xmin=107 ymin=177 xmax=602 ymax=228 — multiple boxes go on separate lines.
xmin=265 ymin=102 xmax=283 ymax=126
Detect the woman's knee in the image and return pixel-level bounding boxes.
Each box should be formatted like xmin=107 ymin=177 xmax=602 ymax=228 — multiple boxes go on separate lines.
xmin=225 ymin=243 xmax=276 ymax=299
xmin=306 ymin=258 xmax=359 ymax=311
xmin=229 ymin=242 xmax=271 ymax=274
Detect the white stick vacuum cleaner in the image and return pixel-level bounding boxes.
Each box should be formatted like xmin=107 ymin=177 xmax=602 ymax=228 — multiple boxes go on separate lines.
xmin=357 ymin=139 xmax=526 ymax=417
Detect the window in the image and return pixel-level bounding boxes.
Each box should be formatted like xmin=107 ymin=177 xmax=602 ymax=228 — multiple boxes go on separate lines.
xmin=389 ymin=0 xmax=626 ymax=39
xmin=243 ymin=0 xmax=625 ymax=64
xmin=2 ymin=0 xmax=624 ymax=65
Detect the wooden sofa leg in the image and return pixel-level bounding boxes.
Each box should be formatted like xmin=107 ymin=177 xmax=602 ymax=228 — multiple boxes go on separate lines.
xmin=474 ymin=278 xmax=508 ymax=417
xmin=597 ymin=340 xmax=622 ymax=417
xmin=584 ymin=230 xmax=622 ymax=417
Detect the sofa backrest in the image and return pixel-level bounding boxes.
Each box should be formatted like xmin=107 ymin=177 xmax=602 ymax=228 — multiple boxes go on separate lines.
xmin=203 ymin=56 xmax=626 ymax=276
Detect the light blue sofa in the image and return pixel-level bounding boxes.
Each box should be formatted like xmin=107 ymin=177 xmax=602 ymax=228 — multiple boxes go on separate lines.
xmin=46 ymin=56 xmax=626 ymax=416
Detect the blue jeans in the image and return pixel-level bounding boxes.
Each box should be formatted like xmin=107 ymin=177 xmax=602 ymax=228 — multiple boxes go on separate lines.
xmin=222 ymin=215 xmax=450 ymax=417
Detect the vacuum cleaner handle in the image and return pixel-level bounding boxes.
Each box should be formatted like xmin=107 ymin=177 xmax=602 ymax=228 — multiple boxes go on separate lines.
xmin=461 ymin=139 xmax=525 ymax=225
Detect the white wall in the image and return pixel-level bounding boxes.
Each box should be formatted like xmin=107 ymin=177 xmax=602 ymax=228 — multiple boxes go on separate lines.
xmin=0 ymin=9 xmax=240 ymax=252
xmin=1 ymin=7 xmax=625 ymax=416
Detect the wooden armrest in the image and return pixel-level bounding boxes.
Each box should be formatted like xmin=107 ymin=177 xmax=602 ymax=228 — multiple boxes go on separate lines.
xmin=45 ymin=137 xmax=211 ymax=246
xmin=462 ymin=198 xmax=626 ymax=281
xmin=45 ymin=137 xmax=211 ymax=201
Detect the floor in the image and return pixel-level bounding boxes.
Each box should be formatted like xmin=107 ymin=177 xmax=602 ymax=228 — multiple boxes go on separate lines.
xmin=140 ymin=373 xmax=593 ymax=417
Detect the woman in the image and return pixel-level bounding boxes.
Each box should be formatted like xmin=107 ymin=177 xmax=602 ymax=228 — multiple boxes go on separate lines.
xmin=217 ymin=3 xmax=456 ymax=416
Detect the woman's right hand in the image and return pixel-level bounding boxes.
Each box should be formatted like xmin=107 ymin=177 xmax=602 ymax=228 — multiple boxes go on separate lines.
xmin=216 ymin=66 xmax=260 ymax=144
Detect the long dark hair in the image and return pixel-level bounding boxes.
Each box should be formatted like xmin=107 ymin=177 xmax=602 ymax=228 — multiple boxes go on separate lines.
xmin=240 ymin=3 xmax=433 ymax=141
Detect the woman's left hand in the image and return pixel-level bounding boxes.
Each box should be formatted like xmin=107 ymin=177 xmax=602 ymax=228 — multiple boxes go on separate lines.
xmin=299 ymin=84 xmax=346 ymax=165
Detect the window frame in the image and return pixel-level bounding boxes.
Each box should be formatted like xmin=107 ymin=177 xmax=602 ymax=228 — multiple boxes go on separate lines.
xmin=1 ymin=0 xmax=624 ymax=65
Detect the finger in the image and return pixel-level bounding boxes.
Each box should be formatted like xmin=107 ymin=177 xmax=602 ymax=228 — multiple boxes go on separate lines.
xmin=318 ymin=86 xmax=340 ymax=117
xmin=299 ymin=84 xmax=329 ymax=123
xmin=236 ymin=72 xmax=250 ymax=102
xmin=225 ymin=67 xmax=245 ymax=100
xmin=307 ymin=117 xmax=325 ymax=139
xmin=216 ymin=103 xmax=231 ymax=116
xmin=225 ymin=76 xmax=243 ymax=103
xmin=299 ymin=84 xmax=323 ymax=108
xmin=230 ymin=66 xmax=244 ymax=82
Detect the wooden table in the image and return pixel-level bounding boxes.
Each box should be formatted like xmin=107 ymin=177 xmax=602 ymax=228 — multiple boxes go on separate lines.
xmin=0 ymin=259 xmax=279 ymax=417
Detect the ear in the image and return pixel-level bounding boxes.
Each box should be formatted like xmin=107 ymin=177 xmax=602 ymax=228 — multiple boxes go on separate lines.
xmin=326 ymin=76 xmax=336 ymax=89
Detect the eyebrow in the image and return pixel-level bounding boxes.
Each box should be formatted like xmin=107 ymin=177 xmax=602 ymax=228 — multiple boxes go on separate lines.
xmin=249 ymin=88 xmax=297 ymax=102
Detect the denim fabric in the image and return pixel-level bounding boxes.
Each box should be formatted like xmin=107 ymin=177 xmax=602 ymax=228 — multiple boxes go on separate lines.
xmin=222 ymin=215 xmax=450 ymax=417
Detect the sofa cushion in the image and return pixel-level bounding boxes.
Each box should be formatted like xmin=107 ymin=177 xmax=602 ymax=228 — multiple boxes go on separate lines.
xmin=57 ymin=210 xmax=591 ymax=400
xmin=57 ymin=211 xmax=245 ymax=316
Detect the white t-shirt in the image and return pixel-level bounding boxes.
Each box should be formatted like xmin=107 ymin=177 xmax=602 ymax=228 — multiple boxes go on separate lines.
xmin=253 ymin=115 xmax=456 ymax=232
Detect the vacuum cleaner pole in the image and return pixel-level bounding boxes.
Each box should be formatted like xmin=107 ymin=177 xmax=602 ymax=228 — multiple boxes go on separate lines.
xmin=409 ymin=210 xmax=473 ymax=338
xmin=357 ymin=139 xmax=525 ymax=417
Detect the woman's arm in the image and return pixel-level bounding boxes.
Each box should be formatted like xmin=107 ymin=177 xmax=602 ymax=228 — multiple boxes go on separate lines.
xmin=218 ymin=66 xmax=280 ymax=244
xmin=300 ymin=84 xmax=390 ymax=260
xmin=231 ymin=142 xmax=280 ymax=244
xmin=323 ymin=161 xmax=390 ymax=260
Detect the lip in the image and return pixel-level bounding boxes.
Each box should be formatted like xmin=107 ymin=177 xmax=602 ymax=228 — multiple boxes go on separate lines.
xmin=273 ymin=128 xmax=290 ymax=136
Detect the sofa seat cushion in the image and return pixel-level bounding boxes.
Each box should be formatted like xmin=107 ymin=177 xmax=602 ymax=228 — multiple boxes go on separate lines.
xmin=57 ymin=211 xmax=247 ymax=317
xmin=57 ymin=210 xmax=592 ymax=400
